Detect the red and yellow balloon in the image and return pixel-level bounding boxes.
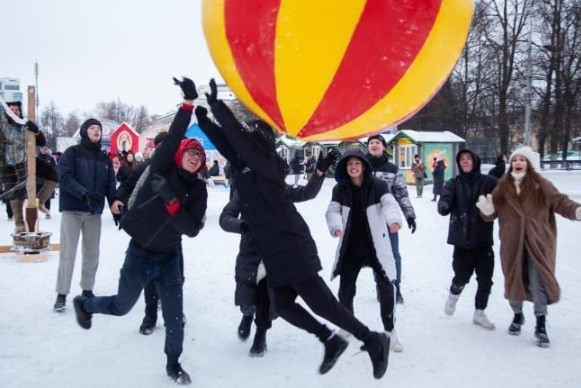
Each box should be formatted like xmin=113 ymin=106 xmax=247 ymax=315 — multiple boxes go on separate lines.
xmin=202 ymin=0 xmax=473 ymax=141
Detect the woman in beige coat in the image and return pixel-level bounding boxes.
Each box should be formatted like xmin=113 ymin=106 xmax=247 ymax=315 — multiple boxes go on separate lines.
xmin=477 ymin=146 xmax=581 ymax=348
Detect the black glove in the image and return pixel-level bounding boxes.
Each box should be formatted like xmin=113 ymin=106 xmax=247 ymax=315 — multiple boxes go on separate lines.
xmin=205 ymin=78 xmax=218 ymax=104
xmin=83 ymin=192 xmax=104 ymax=206
xmin=173 ymin=77 xmax=198 ymax=100
xmin=150 ymin=173 xmax=177 ymax=204
xmin=438 ymin=201 xmax=450 ymax=215
xmin=195 ymin=105 xmax=208 ymax=119
xmin=407 ymin=218 xmax=417 ymax=234
xmin=26 ymin=121 xmax=39 ymax=133
xmin=316 ymin=149 xmax=339 ymax=172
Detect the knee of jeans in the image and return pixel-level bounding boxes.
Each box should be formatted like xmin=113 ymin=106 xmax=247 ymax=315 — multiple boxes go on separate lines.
xmin=111 ymin=301 xmax=133 ymax=316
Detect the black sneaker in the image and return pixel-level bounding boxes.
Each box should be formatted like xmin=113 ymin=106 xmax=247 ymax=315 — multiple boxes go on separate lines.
xmin=140 ymin=316 xmax=157 ymax=335
xmin=364 ymin=332 xmax=390 ymax=379
xmin=53 ymin=294 xmax=66 ymax=312
xmin=82 ymin=290 xmax=95 ymax=298
xmin=249 ymin=328 xmax=268 ymax=357
xmin=319 ymin=333 xmax=348 ymax=374
xmin=238 ymin=315 xmax=253 ymax=341
xmin=166 ymin=363 xmax=191 ymax=385
xmin=508 ymin=312 xmax=524 ymax=336
xmin=73 ymin=296 xmax=92 ymax=330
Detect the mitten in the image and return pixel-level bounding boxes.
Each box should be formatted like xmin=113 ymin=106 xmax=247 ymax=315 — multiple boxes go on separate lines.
xmin=476 ymin=194 xmax=495 ymax=216
xmin=205 ymin=78 xmax=218 ymax=104
xmin=26 ymin=121 xmax=39 ymax=133
xmin=406 ymin=218 xmax=417 ymax=234
xmin=195 ymin=105 xmax=208 ymax=120
xmin=173 ymin=77 xmax=198 ymax=100
xmin=316 ymin=149 xmax=340 ymax=172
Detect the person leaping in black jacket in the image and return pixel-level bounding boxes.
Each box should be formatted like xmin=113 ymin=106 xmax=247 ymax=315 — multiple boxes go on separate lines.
xmin=72 ymin=77 xmax=208 ymax=385
xmin=196 ymin=79 xmax=390 ymax=379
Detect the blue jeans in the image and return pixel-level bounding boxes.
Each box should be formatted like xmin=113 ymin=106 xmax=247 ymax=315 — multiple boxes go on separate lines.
xmin=389 ymin=231 xmax=402 ymax=286
xmin=84 ymin=241 xmax=184 ymax=365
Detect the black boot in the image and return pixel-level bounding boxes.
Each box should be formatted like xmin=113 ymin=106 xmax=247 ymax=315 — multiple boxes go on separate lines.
xmin=53 ymin=294 xmax=66 ymax=312
xmin=364 ymin=331 xmax=390 ymax=379
xmin=238 ymin=314 xmax=253 ymax=341
xmin=166 ymin=363 xmax=191 ymax=385
xmin=249 ymin=328 xmax=268 ymax=357
xmin=508 ymin=312 xmax=524 ymax=336
xmin=396 ymin=286 xmax=404 ymax=305
xmin=140 ymin=316 xmax=157 ymax=335
xmin=73 ymin=296 xmax=92 ymax=330
xmin=82 ymin=290 xmax=95 ymax=298
xmin=535 ymin=314 xmax=550 ymax=348
xmin=319 ymin=333 xmax=348 ymax=374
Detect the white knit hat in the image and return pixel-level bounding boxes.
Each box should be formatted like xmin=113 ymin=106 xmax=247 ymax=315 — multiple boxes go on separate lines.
xmin=509 ymin=146 xmax=535 ymax=164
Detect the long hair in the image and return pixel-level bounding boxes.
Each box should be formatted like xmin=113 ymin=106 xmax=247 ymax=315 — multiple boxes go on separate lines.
xmin=494 ymin=160 xmax=547 ymax=209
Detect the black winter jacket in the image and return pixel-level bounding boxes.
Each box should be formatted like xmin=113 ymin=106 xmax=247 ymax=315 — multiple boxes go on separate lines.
xmin=197 ymin=100 xmax=325 ymax=287
xmin=437 ymin=149 xmax=497 ymax=248
xmin=120 ymin=107 xmax=207 ymax=252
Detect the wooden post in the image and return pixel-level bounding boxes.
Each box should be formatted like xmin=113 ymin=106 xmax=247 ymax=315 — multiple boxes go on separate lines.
xmin=25 ymin=85 xmax=38 ymax=232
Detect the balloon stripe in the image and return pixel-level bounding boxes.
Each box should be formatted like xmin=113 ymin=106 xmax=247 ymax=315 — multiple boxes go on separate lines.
xmin=299 ymin=0 xmax=442 ymax=138
xmin=224 ymin=0 xmax=285 ymax=129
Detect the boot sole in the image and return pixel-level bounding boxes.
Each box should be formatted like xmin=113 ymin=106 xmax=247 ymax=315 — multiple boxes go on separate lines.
xmin=53 ymin=306 xmax=66 ymax=313
xmin=249 ymin=346 xmax=267 ymax=357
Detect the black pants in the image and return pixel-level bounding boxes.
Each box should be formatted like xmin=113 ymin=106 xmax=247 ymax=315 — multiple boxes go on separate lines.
xmin=254 ymin=279 xmax=272 ymax=330
xmin=340 ymin=256 xmax=395 ymax=332
xmin=271 ymin=274 xmax=370 ymax=342
xmin=144 ymin=244 xmax=184 ymax=321
xmin=451 ymin=246 xmax=494 ymax=310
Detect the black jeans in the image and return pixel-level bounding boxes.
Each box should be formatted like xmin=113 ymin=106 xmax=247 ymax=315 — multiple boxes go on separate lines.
xmin=271 ymin=274 xmax=370 ymax=342
xmin=451 ymin=246 xmax=494 ymax=310
xmin=254 ymin=279 xmax=272 ymax=330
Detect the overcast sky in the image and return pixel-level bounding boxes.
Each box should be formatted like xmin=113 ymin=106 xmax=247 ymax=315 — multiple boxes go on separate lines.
xmin=2 ymin=0 xmax=221 ymax=118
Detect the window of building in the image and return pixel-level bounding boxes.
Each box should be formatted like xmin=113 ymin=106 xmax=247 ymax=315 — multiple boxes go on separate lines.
xmin=5 ymin=85 xmax=19 ymax=91
xmin=398 ymin=144 xmax=418 ymax=169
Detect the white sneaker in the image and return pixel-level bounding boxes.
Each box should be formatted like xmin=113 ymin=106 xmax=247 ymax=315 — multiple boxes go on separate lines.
xmin=386 ymin=329 xmax=403 ymax=352
xmin=473 ymin=309 xmax=496 ymax=330
xmin=444 ymin=293 xmax=460 ymax=316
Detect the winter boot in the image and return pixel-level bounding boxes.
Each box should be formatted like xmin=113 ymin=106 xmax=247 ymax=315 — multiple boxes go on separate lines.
xmin=140 ymin=316 xmax=157 ymax=335
xmin=237 ymin=314 xmax=253 ymax=341
xmin=508 ymin=312 xmax=525 ymax=336
xmin=10 ymin=199 xmax=25 ymax=232
xmin=249 ymin=327 xmax=268 ymax=357
xmin=166 ymin=363 xmax=191 ymax=385
xmin=395 ymin=286 xmax=404 ymax=305
xmin=473 ymin=309 xmax=496 ymax=330
xmin=535 ymin=314 xmax=550 ymax=348
xmin=53 ymin=294 xmax=66 ymax=312
xmin=444 ymin=292 xmax=460 ymax=316
xmin=36 ymin=180 xmax=58 ymax=215
xmin=363 ymin=331 xmax=390 ymax=379
xmin=73 ymin=296 xmax=92 ymax=330
xmin=319 ymin=332 xmax=349 ymax=374
xmin=82 ymin=290 xmax=95 ymax=298
xmin=386 ymin=329 xmax=404 ymax=353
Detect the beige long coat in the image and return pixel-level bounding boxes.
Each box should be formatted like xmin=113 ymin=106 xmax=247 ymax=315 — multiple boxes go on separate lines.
xmin=483 ymin=175 xmax=579 ymax=304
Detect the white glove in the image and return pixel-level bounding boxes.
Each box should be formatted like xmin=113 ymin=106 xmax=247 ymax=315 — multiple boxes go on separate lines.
xmin=576 ymin=207 xmax=581 ymax=220
xmin=476 ymin=194 xmax=495 ymax=216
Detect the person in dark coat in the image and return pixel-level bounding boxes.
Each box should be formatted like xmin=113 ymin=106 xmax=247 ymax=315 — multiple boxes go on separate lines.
xmin=437 ymin=149 xmax=498 ymax=331
xmin=208 ymin=159 xmax=220 ymax=176
xmin=289 ymin=152 xmax=303 ymax=187
xmin=488 ymin=154 xmax=506 ymax=178
xmin=326 ymin=149 xmax=404 ymax=352
xmin=116 ymin=150 xmax=137 ymax=183
xmin=54 ymin=117 xmax=116 ymax=312
xmin=72 ymin=78 xmax=207 ymax=385
xmin=196 ymin=79 xmax=390 ymax=379
xmin=431 ymin=156 xmax=446 ymax=201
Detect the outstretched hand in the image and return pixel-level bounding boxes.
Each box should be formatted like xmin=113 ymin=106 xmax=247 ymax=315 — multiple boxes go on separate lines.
xmin=205 ymin=78 xmax=218 ymax=104
xmin=173 ymin=77 xmax=198 ymax=100
xmin=476 ymin=194 xmax=495 ymax=216
xmin=316 ymin=149 xmax=340 ymax=172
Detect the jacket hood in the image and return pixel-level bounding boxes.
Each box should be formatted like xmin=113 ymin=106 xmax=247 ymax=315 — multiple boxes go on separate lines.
xmin=455 ymin=149 xmax=481 ymax=177
xmin=335 ymin=149 xmax=372 ymax=185
xmin=79 ymin=118 xmax=102 ymax=151
xmin=174 ymin=138 xmax=206 ymax=174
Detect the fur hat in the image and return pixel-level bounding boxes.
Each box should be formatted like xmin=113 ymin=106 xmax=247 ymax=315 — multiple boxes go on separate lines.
xmin=509 ymin=146 xmax=535 ymax=164
xmin=174 ymin=138 xmax=205 ymax=174
xmin=367 ymin=134 xmax=387 ymax=148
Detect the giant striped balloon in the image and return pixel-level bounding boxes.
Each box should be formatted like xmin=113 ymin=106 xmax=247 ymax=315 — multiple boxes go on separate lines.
xmin=202 ymin=0 xmax=473 ymax=141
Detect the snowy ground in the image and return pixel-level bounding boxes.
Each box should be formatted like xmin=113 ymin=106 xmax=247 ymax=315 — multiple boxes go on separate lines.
xmin=1 ymin=170 xmax=580 ymax=388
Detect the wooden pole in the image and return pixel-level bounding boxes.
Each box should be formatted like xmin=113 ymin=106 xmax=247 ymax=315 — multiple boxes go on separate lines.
xmin=25 ymin=85 xmax=38 ymax=232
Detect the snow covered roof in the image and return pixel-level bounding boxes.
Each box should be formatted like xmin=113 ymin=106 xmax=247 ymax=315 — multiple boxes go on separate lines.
xmin=394 ymin=129 xmax=465 ymax=143
xmin=276 ymin=135 xmax=306 ymax=148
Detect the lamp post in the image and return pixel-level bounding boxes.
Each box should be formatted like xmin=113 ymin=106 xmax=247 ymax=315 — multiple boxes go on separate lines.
xmin=34 ymin=62 xmax=39 ymax=114
xmin=524 ymin=20 xmax=532 ymax=147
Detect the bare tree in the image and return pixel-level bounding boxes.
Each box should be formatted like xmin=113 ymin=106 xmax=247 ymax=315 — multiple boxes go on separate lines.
xmin=93 ymin=99 xmax=152 ymax=133
xmin=63 ymin=112 xmax=82 ymax=136
xmin=40 ymin=102 xmax=65 ymax=150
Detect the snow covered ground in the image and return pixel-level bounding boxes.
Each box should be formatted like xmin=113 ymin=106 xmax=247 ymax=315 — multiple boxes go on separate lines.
xmin=1 ymin=170 xmax=580 ymax=388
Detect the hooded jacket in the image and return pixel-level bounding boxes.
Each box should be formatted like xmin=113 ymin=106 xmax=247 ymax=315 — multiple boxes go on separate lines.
xmin=438 ymin=149 xmax=497 ymax=248
xmin=58 ymin=120 xmax=116 ymax=214
xmin=326 ymin=149 xmax=401 ymax=281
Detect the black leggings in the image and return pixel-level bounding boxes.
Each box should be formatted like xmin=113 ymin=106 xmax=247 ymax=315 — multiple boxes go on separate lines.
xmin=271 ymin=274 xmax=370 ymax=342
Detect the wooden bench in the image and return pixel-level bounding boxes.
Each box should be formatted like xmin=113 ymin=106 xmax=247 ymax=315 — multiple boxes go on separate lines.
xmin=209 ymin=176 xmax=229 ymax=187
